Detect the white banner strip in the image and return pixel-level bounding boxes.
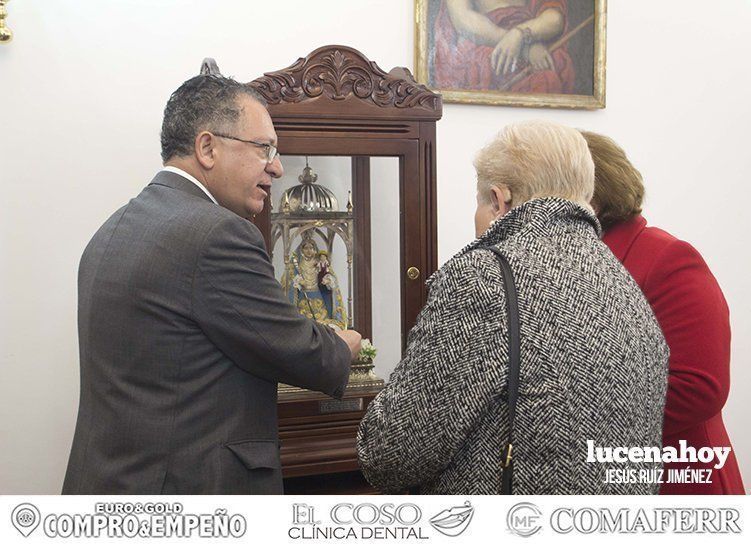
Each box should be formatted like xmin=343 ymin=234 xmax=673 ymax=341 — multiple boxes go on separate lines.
xmin=1 ymin=494 xmax=748 ymax=543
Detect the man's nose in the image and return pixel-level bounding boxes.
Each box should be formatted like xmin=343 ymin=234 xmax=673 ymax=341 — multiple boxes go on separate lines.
xmin=266 ymin=156 xmax=284 ymax=179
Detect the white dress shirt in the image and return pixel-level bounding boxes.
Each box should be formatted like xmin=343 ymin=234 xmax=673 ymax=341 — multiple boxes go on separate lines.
xmin=161 ymin=166 xmax=218 ymax=205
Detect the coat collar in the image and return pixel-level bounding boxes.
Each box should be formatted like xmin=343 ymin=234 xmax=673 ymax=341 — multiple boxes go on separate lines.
xmin=147 ymin=170 xmax=214 ymax=203
xmin=462 ymin=197 xmax=602 ymax=255
xmin=600 ymin=214 xmax=647 ymax=262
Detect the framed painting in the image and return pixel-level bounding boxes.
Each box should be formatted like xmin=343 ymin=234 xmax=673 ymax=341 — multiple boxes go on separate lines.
xmin=415 ymin=0 xmax=607 ymax=109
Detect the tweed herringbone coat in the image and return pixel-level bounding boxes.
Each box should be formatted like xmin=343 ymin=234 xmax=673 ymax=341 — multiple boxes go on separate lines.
xmin=357 ymin=198 xmax=669 ymax=494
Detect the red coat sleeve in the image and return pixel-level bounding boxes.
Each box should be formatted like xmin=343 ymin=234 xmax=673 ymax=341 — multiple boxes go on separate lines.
xmin=643 ymin=240 xmax=731 ymax=436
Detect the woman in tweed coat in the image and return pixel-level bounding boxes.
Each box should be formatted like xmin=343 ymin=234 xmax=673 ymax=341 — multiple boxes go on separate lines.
xmin=357 ymin=121 xmax=669 ymax=494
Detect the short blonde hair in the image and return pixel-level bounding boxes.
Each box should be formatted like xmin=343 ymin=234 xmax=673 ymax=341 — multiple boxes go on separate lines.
xmin=474 ymin=120 xmax=595 ymax=210
xmin=580 ymin=131 xmax=644 ymax=230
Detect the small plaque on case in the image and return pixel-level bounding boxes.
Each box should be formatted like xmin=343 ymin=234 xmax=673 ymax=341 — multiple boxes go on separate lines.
xmin=318 ymin=398 xmax=364 ymax=414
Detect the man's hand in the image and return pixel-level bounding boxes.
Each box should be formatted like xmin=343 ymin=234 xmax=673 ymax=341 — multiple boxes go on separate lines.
xmin=526 ymin=42 xmax=554 ymax=72
xmin=336 ymin=329 xmax=363 ymax=361
xmin=491 ymin=27 xmax=524 ymax=76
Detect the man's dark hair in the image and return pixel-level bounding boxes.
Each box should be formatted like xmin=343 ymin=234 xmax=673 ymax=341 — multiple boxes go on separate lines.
xmin=160 ymin=75 xmax=266 ymax=162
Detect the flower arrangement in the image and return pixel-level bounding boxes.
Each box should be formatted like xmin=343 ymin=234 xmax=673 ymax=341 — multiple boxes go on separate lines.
xmin=350 ymin=339 xmax=382 ymax=386
xmin=357 ymin=339 xmax=377 ymax=363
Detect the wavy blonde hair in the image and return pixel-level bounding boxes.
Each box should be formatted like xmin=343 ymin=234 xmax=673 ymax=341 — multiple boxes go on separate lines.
xmin=474 ymin=120 xmax=595 ymax=211
xmin=580 ymin=131 xmax=645 ymax=230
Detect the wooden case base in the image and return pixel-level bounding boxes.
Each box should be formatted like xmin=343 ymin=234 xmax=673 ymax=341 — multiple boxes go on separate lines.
xmin=278 ymin=385 xmax=382 ymax=494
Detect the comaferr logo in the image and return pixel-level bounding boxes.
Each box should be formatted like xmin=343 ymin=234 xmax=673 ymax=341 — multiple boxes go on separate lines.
xmin=550 ymin=507 xmax=742 ymax=534
xmin=506 ymin=502 xmax=543 ymax=537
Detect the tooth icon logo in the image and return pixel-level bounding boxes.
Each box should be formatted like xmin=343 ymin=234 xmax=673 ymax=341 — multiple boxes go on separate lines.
xmin=430 ymin=501 xmax=474 ymax=537
xmin=11 ymin=503 xmax=40 ymax=537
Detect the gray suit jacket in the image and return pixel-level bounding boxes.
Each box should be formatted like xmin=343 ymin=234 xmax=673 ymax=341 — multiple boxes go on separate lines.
xmin=63 ymin=171 xmax=351 ymax=494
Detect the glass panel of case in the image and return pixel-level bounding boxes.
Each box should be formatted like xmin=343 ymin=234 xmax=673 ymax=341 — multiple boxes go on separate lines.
xmin=270 ymin=155 xmax=401 ymax=386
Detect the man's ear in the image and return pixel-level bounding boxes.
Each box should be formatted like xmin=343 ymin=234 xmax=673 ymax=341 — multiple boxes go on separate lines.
xmin=195 ymin=132 xmax=216 ymax=169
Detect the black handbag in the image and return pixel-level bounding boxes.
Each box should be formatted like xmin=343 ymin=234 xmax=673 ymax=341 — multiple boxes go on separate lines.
xmin=482 ymin=246 xmax=521 ymax=495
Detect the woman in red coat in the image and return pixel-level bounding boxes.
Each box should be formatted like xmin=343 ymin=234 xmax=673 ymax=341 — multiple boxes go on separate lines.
xmin=582 ymin=131 xmax=745 ymax=494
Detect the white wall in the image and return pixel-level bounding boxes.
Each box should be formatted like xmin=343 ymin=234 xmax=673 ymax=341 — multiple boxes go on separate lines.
xmin=0 ymin=0 xmax=749 ymax=493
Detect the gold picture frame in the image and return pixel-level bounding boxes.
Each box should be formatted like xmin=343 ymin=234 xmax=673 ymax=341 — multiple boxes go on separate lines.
xmin=414 ymin=0 xmax=607 ymax=109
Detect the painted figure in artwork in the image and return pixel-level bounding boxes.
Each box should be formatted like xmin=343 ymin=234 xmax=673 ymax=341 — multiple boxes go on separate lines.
xmin=434 ymin=0 xmax=575 ymax=93
xmin=281 ymin=234 xmax=348 ymax=330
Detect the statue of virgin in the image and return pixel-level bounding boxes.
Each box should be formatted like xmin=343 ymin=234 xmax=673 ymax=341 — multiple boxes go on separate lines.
xmin=281 ymin=234 xmax=348 ymax=330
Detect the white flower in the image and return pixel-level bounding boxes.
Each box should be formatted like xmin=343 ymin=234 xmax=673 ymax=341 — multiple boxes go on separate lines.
xmin=358 ymin=339 xmax=377 ymax=360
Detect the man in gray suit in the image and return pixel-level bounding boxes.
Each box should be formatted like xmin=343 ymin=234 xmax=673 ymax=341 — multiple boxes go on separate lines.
xmin=63 ymin=75 xmax=361 ymax=494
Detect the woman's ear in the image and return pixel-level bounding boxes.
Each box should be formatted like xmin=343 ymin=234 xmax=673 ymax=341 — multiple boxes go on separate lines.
xmin=490 ymin=185 xmax=511 ymax=217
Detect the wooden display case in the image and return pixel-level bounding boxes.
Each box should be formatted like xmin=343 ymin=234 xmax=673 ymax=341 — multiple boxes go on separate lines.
xmin=248 ymin=45 xmax=442 ymax=493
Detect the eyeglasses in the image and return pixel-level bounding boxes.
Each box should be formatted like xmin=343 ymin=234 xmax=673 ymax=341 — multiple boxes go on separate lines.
xmin=212 ymin=133 xmax=279 ymax=164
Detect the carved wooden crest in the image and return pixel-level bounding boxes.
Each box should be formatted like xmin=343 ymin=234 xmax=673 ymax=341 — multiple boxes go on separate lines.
xmin=249 ymin=45 xmax=441 ymax=118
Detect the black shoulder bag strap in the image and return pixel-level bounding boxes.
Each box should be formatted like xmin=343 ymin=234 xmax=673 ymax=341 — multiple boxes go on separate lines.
xmin=482 ymin=246 xmax=521 ymax=495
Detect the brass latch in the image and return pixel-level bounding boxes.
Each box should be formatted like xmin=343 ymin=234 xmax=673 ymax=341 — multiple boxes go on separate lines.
xmin=502 ymin=444 xmax=513 ymax=468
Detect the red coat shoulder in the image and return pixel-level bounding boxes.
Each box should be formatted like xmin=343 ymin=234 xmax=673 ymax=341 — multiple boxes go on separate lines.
xmin=603 ymin=216 xmax=731 ymax=431
xmin=602 ymin=216 xmax=743 ymax=494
